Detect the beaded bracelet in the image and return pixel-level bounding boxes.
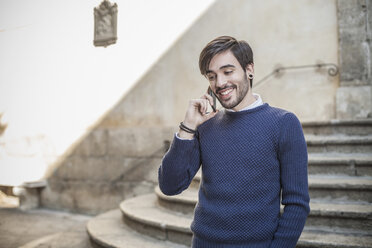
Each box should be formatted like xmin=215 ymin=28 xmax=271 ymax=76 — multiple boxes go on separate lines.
xmin=179 ymin=122 xmax=197 ymax=134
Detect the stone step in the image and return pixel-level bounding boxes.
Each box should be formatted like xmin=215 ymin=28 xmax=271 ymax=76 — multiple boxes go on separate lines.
xmin=155 ymin=186 xmax=196 ymax=214
xmin=120 ymin=194 xmax=372 ymax=247
xmin=306 ymin=202 xmax=372 ymax=231
xmin=86 ymin=209 xmax=188 ymax=248
xmin=308 ymin=153 xmax=372 ymax=176
xmin=301 ymin=119 xmax=372 ymax=136
xmin=298 ymin=231 xmax=372 ymax=248
xmin=120 ymin=194 xmax=192 ymax=246
xmin=308 ymin=175 xmax=372 ymax=202
xmin=191 ymin=173 xmax=372 ymax=202
xmin=156 ymin=186 xmax=372 ymax=231
xmin=305 ymin=135 xmax=372 ymax=153
xmin=156 ymin=185 xmax=372 ymax=213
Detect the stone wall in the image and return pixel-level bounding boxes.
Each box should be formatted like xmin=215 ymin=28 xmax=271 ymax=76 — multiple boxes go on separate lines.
xmin=41 ymin=127 xmax=175 ymax=214
xmin=336 ymin=0 xmax=372 ymax=119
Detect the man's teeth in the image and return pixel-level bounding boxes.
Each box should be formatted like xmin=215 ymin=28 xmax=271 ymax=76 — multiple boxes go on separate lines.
xmin=220 ymin=88 xmax=233 ymax=95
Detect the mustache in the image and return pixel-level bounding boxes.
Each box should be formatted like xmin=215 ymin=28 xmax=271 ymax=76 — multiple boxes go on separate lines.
xmin=216 ymin=84 xmax=236 ymax=94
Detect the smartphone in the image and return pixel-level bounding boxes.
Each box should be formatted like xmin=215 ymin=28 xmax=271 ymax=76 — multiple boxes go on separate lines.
xmin=208 ymin=86 xmax=217 ymax=112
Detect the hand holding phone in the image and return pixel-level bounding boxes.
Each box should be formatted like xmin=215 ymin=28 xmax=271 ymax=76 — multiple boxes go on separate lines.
xmin=179 ymin=88 xmax=218 ymax=139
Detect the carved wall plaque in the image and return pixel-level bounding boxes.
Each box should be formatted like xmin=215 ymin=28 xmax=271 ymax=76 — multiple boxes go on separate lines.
xmin=94 ymin=0 xmax=118 ymax=47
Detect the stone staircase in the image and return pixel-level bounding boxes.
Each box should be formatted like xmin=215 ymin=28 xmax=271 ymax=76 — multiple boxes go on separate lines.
xmin=87 ymin=119 xmax=372 ymax=248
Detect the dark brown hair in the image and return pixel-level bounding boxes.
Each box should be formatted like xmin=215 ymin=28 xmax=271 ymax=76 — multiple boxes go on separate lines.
xmin=199 ymin=36 xmax=254 ymax=76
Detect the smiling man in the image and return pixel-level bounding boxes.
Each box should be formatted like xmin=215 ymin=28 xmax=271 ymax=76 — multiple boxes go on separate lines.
xmin=158 ymin=36 xmax=310 ymax=248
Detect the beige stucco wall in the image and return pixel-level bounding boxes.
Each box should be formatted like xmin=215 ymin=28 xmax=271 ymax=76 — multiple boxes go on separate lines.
xmin=104 ymin=0 xmax=338 ymax=128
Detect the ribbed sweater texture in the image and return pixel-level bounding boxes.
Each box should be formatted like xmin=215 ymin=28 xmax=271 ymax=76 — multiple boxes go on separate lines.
xmin=158 ymin=103 xmax=310 ymax=248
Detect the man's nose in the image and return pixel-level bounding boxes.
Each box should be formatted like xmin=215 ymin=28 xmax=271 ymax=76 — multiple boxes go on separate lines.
xmin=216 ymin=75 xmax=227 ymax=88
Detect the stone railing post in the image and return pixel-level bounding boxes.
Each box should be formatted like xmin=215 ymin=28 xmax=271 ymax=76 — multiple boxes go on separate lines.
xmin=336 ymin=0 xmax=372 ymax=119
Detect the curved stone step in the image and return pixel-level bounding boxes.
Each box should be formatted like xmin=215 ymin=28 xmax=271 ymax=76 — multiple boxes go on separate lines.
xmin=120 ymin=194 xmax=372 ymax=247
xmin=301 ymin=118 xmax=372 ymax=136
xmin=308 ymin=153 xmax=372 ymax=176
xmin=120 ymin=194 xmax=193 ymax=246
xmin=86 ymin=209 xmax=188 ymax=248
xmin=156 ymin=185 xmax=372 ymax=230
xmin=155 ymin=186 xmax=196 ymax=214
xmin=305 ymin=135 xmax=372 ymax=153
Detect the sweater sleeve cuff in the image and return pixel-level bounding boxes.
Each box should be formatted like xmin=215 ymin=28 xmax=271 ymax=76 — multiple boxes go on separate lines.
xmin=172 ymin=133 xmax=197 ymax=150
xmin=175 ymin=132 xmax=195 ymax=141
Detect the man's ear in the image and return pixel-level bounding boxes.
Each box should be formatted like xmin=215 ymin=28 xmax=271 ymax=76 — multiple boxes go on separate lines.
xmin=246 ymin=63 xmax=254 ymax=74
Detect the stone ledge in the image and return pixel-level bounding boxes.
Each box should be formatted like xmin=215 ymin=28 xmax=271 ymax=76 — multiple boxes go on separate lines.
xmin=13 ymin=180 xmax=47 ymax=210
xmin=21 ymin=180 xmax=47 ymax=188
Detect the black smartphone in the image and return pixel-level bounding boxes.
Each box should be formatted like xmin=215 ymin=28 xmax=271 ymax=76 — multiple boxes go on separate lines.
xmin=208 ymin=86 xmax=217 ymax=112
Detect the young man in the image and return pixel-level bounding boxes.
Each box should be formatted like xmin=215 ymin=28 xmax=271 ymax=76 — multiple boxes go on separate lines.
xmin=158 ymin=36 xmax=310 ymax=248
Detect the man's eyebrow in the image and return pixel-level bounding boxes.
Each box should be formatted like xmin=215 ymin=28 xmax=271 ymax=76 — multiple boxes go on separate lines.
xmin=220 ymin=64 xmax=235 ymax=70
xmin=206 ymin=64 xmax=236 ymax=74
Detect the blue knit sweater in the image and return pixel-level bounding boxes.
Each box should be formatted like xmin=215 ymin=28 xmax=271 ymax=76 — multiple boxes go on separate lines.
xmin=158 ymin=103 xmax=310 ymax=248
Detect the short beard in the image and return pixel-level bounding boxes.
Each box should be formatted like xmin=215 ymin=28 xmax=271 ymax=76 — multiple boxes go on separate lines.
xmin=218 ymin=73 xmax=250 ymax=110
